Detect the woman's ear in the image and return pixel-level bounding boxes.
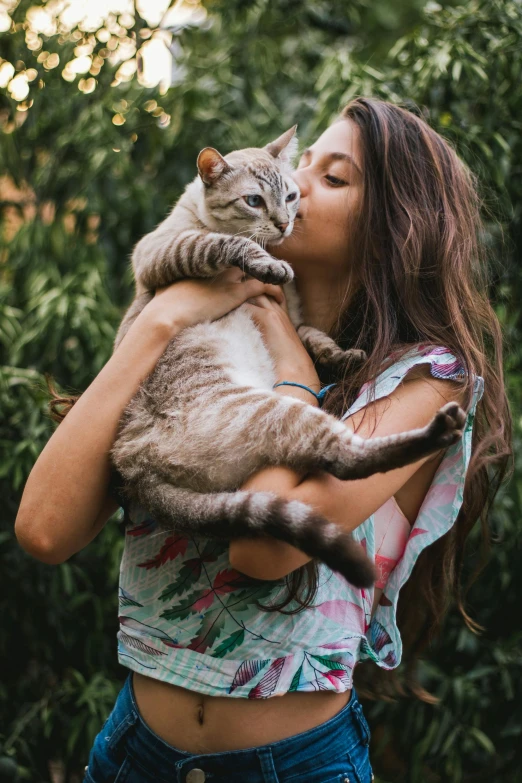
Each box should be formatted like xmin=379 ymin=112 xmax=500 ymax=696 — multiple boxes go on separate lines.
xmin=264 ymin=125 xmax=299 ymax=165
xmin=197 ymin=147 xmax=232 ymax=185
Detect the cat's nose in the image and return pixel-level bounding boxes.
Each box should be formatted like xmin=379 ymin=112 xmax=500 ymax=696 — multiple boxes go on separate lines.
xmin=276 ymin=222 xmax=289 ymax=234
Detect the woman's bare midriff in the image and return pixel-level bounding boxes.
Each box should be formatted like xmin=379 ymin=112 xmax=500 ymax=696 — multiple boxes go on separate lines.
xmin=132 ymin=671 xmax=352 ymax=753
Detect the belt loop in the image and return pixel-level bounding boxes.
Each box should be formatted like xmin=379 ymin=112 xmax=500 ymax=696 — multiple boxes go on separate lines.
xmin=256 ymin=747 xmax=278 ymax=782
xmin=107 ymin=712 xmax=139 ymax=754
xmin=352 ymin=701 xmax=370 ymax=747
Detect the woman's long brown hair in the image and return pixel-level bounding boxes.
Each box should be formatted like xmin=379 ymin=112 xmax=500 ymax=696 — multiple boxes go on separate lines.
xmin=260 ymin=97 xmax=512 ymax=700
xmin=46 ymin=96 xmax=512 ymax=701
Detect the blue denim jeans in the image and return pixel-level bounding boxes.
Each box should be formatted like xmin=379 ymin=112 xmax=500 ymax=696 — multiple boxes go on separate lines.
xmin=84 ymin=673 xmax=373 ymax=783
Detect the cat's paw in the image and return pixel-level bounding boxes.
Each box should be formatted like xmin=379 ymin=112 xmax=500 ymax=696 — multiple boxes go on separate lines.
xmin=242 ymin=255 xmax=294 ymax=285
xmin=344 ymin=348 xmax=367 ymax=364
xmin=328 ymin=347 xmax=367 ymax=368
xmin=313 ymin=345 xmax=367 ymax=372
xmin=426 ymin=401 xmax=466 ymax=449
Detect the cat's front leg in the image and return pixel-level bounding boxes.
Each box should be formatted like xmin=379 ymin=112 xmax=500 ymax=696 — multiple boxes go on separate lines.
xmin=133 ymin=229 xmax=294 ymax=293
xmin=297 ymin=324 xmax=366 ymax=375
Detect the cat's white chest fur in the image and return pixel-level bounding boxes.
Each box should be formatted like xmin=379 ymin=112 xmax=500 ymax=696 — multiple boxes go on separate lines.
xmin=210 ymin=306 xmax=277 ymax=389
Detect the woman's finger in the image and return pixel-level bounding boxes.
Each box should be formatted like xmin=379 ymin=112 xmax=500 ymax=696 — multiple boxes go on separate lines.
xmin=241 ymin=278 xmax=285 ymax=305
xmin=246 ymin=294 xmax=273 ymax=308
xmin=264 ymin=283 xmax=286 ymax=304
xmin=241 ymin=303 xmax=270 ymax=326
xmin=194 ymin=266 xmax=286 ymax=305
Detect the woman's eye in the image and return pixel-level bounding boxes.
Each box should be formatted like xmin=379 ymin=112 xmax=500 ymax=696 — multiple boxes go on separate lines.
xmin=285 ymin=192 xmax=298 ymax=203
xmin=244 ymin=195 xmax=264 ymax=208
xmin=325 ymin=175 xmax=347 ymax=186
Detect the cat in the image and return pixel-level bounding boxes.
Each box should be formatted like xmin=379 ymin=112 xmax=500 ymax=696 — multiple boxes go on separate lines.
xmin=109 ymin=126 xmax=465 ymax=588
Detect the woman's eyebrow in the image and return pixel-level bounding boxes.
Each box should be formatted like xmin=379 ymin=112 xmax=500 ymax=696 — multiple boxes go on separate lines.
xmin=300 ymin=147 xmax=363 ymax=176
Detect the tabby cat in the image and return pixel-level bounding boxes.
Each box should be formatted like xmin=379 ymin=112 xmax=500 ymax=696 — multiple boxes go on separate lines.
xmin=110 ymin=126 xmax=465 ymax=588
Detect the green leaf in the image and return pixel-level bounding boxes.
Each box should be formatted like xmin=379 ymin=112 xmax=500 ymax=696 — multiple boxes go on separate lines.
xmin=493 ymin=132 xmax=511 ymax=155
xmin=452 ymin=60 xmax=462 ymax=82
xmin=288 ymin=664 xmax=303 ymax=692
xmin=470 ymin=62 xmax=488 ymax=81
xmin=212 ymin=629 xmax=245 ymax=658
xmin=468 ymin=727 xmax=496 ymax=755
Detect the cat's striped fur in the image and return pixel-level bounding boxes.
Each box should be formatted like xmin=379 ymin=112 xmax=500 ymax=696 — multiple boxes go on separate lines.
xmin=110 ymin=127 xmax=466 ymax=588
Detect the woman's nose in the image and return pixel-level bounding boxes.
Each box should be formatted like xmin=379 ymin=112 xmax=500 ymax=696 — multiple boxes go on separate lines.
xmin=291 ymin=168 xmax=309 ymax=197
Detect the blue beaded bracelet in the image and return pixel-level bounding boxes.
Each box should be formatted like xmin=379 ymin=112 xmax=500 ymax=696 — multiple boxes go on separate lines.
xmin=273 ymin=381 xmax=337 ymax=407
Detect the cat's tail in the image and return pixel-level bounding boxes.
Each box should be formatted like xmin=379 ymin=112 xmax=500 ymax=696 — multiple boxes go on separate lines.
xmin=126 ymin=476 xmax=376 ymax=588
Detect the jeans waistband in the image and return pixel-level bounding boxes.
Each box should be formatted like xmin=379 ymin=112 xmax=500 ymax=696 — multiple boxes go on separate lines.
xmin=109 ymin=673 xmax=368 ymax=782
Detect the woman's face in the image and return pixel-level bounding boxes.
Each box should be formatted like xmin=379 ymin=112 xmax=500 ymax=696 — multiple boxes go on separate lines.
xmin=271 ymin=118 xmax=364 ymax=273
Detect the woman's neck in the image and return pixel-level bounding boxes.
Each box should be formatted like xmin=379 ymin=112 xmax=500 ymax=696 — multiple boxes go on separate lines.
xmin=295 ymin=269 xmax=354 ymax=334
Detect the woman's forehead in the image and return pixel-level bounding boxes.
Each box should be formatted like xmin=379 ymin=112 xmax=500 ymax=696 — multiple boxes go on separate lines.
xmin=308 ymin=119 xmax=363 ymax=172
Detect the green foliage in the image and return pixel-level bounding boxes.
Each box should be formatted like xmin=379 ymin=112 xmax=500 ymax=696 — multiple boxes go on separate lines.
xmin=1 ymin=0 xmax=521 ymax=780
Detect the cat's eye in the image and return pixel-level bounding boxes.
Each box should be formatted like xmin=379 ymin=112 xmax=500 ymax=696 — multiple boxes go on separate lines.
xmin=244 ymin=194 xmax=265 ymax=208
xmin=286 ymin=192 xmax=298 ymax=203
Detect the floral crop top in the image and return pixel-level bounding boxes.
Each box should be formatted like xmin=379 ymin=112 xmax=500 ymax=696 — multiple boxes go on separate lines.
xmin=112 ymin=345 xmax=483 ymax=698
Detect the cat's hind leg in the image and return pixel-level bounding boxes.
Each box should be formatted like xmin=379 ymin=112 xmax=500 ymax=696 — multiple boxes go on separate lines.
xmin=320 ymin=402 xmax=466 ymax=480
xmin=174 ymin=386 xmax=465 ymax=485
xmin=122 ymin=476 xmax=376 ymax=588
xmin=218 ymin=392 xmax=466 ymax=482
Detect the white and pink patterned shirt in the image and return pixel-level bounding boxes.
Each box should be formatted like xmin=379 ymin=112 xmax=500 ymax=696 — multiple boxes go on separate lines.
xmin=115 ymin=345 xmax=483 ymax=698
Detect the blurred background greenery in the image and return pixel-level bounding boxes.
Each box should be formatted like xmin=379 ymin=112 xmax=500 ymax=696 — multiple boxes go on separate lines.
xmin=1 ymin=0 xmax=521 ymax=780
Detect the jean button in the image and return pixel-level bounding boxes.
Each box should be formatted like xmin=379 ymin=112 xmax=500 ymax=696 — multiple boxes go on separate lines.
xmin=186 ymin=769 xmax=206 ymax=783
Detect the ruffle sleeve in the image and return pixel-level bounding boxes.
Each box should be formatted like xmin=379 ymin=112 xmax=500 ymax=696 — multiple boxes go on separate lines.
xmin=341 ymin=344 xmax=484 ymax=670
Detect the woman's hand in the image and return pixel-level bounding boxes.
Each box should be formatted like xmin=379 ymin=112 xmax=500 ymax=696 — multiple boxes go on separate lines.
xmin=142 ymin=267 xmax=286 ymax=340
xmin=242 ymin=291 xmax=321 ymax=393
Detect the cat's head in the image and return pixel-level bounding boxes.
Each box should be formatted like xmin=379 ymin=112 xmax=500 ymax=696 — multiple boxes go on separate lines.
xmin=196 ymin=126 xmax=300 ymax=245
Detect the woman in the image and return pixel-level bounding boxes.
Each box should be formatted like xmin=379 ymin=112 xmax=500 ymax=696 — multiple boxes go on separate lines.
xmin=15 ymin=97 xmax=510 ymax=782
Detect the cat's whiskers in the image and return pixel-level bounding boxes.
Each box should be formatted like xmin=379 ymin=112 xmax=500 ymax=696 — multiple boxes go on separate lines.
xmin=236 ymin=231 xmax=260 ymax=272
xmin=228 ymin=227 xmax=255 ymax=238
xmin=288 ymin=223 xmax=305 ymax=237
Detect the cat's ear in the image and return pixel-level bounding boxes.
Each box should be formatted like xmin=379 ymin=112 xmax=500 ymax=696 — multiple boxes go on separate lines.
xmin=197 ymin=148 xmax=232 ymax=185
xmin=264 ymin=125 xmax=298 ymax=165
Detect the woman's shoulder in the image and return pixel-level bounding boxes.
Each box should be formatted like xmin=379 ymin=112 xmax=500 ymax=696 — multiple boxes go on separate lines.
xmin=400 ymin=361 xmax=467 ymax=407
xmin=343 ymin=343 xmax=483 ymax=421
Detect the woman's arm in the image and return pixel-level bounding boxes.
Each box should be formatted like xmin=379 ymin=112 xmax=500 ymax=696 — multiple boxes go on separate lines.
xmin=229 ymin=367 xmax=466 ymax=581
xmin=15 ymin=269 xmax=285 ymax=565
